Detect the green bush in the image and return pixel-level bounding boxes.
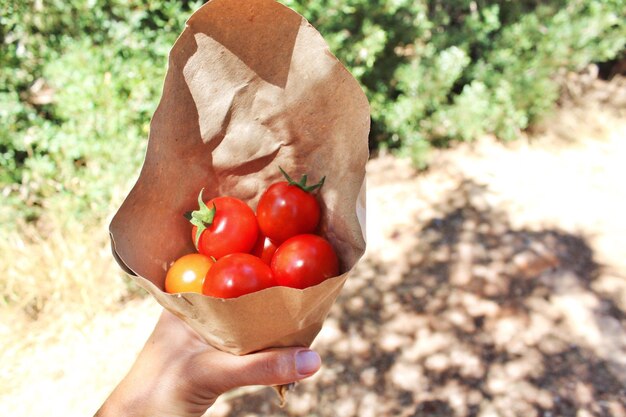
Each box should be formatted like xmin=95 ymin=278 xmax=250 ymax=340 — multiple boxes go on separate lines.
xmin=0 ymin=0 xmax=202 ymax=229
xmin=0 ymin=0 xmax=624 ymax=230
xmin=285 ymin=0 xmax=625 ymax=165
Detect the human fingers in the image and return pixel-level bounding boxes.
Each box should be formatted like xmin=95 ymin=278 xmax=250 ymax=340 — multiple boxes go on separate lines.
xmin=190 ymin=347 xmax=321 ymax=395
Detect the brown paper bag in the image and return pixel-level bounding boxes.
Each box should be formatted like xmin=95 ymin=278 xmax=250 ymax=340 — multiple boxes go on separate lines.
xmin=109 ymin=0 xmax=369 ymax=357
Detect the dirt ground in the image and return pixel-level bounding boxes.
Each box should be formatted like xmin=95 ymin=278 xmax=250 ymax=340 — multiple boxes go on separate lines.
xmin=2 ymin=72 xmax=625 ymax=416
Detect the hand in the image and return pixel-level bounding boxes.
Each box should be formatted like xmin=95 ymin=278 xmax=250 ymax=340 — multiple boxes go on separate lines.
xmin=95 ymin=309 xmax=321 ymax=417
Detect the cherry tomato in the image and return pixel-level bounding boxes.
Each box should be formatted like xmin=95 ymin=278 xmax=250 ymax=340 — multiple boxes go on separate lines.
xmin=271 ymin=234 xmax=339 ymax=289
xmin=257 ymin=169 xmax=324 ymax=243
xmin=250 ymin=232 xmax=279 ymax=265
xmin=164 ymin=253 xmax=215 ymax=294
xmin=203 ymin=253 xmax=276 ymax=298
xmin=188 ymin=192 xmax=258 ymax=259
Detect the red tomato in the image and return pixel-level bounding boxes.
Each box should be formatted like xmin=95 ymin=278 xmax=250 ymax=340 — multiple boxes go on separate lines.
xmin=203 ymin=253 xmax=276 ymax=298
xmin=271 ymin=234 xmax=339 ymax=289
xmin=250 ymin=232 xmax=279 ymax=265
xmin=188 ymin=193 xmax=258 ymax=259
xmin=164 ymin=253 xmax=215 ymax=294
xmin=256 ymin=169 xmax=324 ymax=243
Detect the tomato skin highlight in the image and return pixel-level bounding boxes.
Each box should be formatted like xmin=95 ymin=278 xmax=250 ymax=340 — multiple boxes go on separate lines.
xmin=192 ymin=196 xmax=258 ymax=259
xmin=256 ymin=182 xmax=321 ymax=243
xmin=165 ymin=253 xmax=215 ymax=294
xmin=203 ymin=253 xmax=277 ymax=298
xmin=250 ymin=232 xmax=279 ymax=265
xmin=271 ymin=234 xmax=339 ymax=289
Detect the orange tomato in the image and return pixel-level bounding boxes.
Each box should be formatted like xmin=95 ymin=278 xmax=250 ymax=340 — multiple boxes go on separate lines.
xmin=165 ymin=253 xmax=215 ymax=294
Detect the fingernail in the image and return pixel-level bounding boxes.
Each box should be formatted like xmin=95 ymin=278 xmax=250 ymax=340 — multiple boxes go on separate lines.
xmin=296 ymin=350 xmax=321 ymax=375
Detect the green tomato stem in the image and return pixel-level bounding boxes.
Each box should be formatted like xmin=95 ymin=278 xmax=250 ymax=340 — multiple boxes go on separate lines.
xmin=185 ymin=188 xmax=216 ymax=248
xmin=279 ymin=166 xmax=325 ymax=193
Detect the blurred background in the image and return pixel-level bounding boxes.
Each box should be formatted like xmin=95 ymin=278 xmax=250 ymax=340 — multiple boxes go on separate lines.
xmin=1 ymin=0 xmax=625 ymax=416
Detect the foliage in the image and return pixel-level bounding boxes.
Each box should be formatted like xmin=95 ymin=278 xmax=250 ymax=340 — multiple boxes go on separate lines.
xmin=0 ymin=0 xmax=202 ymax=229
xmin=0 ymin=0 xmax=624 ymax=232
xmin=285 ymin=0 xmax=625 ymax=165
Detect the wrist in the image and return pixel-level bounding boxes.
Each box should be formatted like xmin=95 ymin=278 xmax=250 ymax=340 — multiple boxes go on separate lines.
xmin=95 ymin=377 xmax=154 ymax=417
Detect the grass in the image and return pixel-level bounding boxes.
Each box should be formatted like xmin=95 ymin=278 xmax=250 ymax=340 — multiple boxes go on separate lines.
xmin=0 ymin=216 xmax=145 ymax=402
xmin=0 ymin=219 xmax=142 ymax=342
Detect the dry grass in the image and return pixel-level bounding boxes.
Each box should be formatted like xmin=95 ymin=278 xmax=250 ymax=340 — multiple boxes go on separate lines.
xmin=0 ymin=219 xmax=141 ymax=364
xmin=0 ymin=218 xmax=146 ymax=414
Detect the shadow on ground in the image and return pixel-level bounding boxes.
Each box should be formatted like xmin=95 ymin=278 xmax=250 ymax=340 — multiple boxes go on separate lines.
xmin=218 ymin=179 xmax=626 ymax=417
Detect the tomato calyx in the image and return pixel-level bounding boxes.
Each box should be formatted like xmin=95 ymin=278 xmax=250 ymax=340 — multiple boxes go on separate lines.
xmin=184 ymin=188 xmax=217 ymax=247
xmin=279 ymin=166 xmax=325 ymax=193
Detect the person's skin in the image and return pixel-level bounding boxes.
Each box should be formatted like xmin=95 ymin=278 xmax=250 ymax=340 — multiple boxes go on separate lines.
xmin=95 ymin=310 xmax=322 ymax=417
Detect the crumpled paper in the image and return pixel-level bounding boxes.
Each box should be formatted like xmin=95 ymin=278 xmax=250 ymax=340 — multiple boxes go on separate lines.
xmin=109 ymin=0 xmax=370 ymax=356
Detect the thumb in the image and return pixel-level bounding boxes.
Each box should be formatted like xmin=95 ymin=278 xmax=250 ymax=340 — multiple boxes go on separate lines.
xmin=193 ymin=348 xmax=322 ymax=395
